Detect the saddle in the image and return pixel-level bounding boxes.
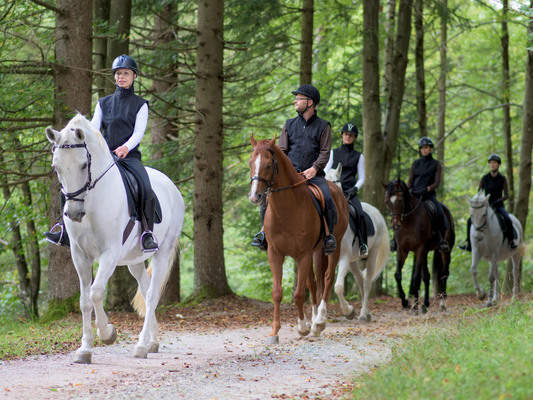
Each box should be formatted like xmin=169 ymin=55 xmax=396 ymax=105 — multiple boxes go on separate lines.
xmin=495 ymin=211 xmax=518 ymax=241
xmin=423 ymin=200 xmax=449 ymax=236
xmin=114 ymin=156 xmax=162 ymax=244
xmin=306 ymin=182 xmax=330 ymax=250
xmin=347 ymin=201 xmax=375 ymax=246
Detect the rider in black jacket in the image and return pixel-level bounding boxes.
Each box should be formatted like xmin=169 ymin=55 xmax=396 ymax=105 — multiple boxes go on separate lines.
xmin=325 ymin=123 xmax=368 ymax=260
xmin=406 ymin=137 xmax=450 ymax=252
xmin=45 ymin=54 xmax=158 ymax=252
xmin=458 ymin=154 xmax=518 ymax=251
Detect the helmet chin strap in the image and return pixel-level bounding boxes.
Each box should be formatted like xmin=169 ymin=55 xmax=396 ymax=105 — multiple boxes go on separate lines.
xmin=297 ymin=98 xmax=313 ymax=115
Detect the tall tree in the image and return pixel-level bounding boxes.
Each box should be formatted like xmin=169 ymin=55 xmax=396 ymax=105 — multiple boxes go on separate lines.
xmin=94 ymin=0 xmax=110 ymax=99
xmin=300 ymin=0 xmax=314 ymax=85
xmin=191 ymin=0 xmax=232 ymax=299
xmin=435 ymin=0 xmax=447 ymax=197
xmin=42 ymin=0 xmax=93 ymax=322
xmin=414 ymin=0 xmax=427 ymax=137
xmin=381 ymin=0 xmax=397 ymax=125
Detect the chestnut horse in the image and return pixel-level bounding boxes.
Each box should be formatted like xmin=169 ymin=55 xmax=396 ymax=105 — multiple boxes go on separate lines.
xmin=382 ymin=179 xmax=455 ymax=313
xmin=248 ymin=135 xmax=349 ymax=344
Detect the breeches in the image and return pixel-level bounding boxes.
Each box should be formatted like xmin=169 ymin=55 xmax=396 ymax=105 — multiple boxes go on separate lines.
xmin=118 ymin=155 xmax=153 ymax=202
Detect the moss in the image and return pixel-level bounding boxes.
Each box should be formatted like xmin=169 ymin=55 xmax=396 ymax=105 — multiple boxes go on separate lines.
xmin=39 ymin=293 xmax=80 ymax=325
xmin=182 ymin=285 xmax=233 ymax=305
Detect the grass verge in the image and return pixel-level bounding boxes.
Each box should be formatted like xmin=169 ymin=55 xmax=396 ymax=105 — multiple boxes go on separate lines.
xmin=353 ymin=301 xmax=533 ymax=400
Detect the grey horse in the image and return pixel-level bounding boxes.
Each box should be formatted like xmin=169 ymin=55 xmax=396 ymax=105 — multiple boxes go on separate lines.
xmin=466 ymin=191 xmax=524 ymax=307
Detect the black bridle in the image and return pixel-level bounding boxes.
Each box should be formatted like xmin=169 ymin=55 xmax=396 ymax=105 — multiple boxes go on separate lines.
xmin=470 ymin=203 xmax=488 ymax=231
xmin=250 ymin=147 xmax=278 ymax=197
xmin=53 ymin=142 xmax=116 ymax=203
xmin=387 ymin=188 xmax=423 ymax=221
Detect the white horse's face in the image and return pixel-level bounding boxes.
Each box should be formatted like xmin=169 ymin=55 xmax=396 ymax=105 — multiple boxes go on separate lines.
xmin=325 ymin=164 xmax=342 ymax=189
xmin=466 ymin=191 xmax=491 ymax=240
xmin=46 ymin=126 xmax=89 ymax=222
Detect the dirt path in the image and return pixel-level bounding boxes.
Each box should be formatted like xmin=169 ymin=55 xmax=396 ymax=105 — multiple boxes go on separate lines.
xmin=0 ymin=295 xmax=472 ymax=400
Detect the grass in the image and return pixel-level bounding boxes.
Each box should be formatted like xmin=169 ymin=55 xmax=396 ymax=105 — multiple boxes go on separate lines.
xmin=353 ymin=301 xmax=533 ymax=400
xmin=0 ymin=314 xmax=92 ymax=361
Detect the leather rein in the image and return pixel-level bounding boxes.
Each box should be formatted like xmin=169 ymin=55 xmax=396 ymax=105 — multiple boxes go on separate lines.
xmin=52 ymin=142 xmax=116 ymax=203
xmin=388 ymin=188 xmax=423 ymax=221
xmin=250 ymin=147 xmax=309 ymax=197
xmin=470 ymin=203 xmax=489 ymax=231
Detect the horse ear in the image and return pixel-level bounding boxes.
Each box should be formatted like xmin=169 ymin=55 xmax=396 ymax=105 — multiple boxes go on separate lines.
xmin=381 ymin=181 xmax=388 ymax=190
xmin=268 ymin=134 xmax=277 ymax=148
xmin=465 ymin=194 xmax=472 ymax=205
xmin=75 ymin=128 xmax=85 ymax=142
xmin=46 ymin=127 xmax=60 ymax=145
xmin=485 ymin=193 xmax=491 ymax=204
xmin=250 ymin=132 xmax=257 ymax=148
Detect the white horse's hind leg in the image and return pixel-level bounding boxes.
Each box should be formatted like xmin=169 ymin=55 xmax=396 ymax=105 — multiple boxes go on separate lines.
xmin=485 ymin=257 xmax=499 ymax=308
xmin=73 ymin=258 xmax=95 ymax=364
xmin=470 ymin=252 xmax=485 ymax=301
xmin=358 ymin=250 xmax=378 ymax=322
xmin=334 ymin=252 xmax=354 ymax=319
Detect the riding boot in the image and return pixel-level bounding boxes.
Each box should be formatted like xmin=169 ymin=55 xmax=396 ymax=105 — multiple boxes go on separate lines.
xmin=438 ymin=228 xmax=450 ymax=252
xmin=251 ymin=203 xmax=268 ymax=251
xmin=324 ymin=207 xmax=337 ymax=256
xmin=358 ymin=215 xmax=368 ymax=260
xmin=44 ymin=192 xmax=70 ymax=248
xmin=458 ymin=218 xmax=472 ymax=252
xmin=141 ymin=197 xmax=159 ymax=253
xmin=506 ymin=218 xmax=518 ymax=250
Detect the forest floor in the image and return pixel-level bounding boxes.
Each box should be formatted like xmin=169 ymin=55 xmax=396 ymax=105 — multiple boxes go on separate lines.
xmin=0 ymin=293 xmax=481 ymax=400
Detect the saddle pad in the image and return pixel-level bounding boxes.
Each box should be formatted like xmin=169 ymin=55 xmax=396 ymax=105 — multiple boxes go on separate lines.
xmin=495 ymin=211 xmax=518 ymax=239
xmin=423 ymin=200 xmax=449 ymax=231
xmin=348 ymin=202 xmax=375 ymax=238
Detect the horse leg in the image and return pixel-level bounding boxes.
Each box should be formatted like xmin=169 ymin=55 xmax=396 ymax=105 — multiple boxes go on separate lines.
xmin=470 ymin=250 xmax=485 ymax=301
xmin=306 ymin=272 xmax=318 ymax=323
xmin=419 ymin=252 xmax=430 ymax=314
xmin=350 ymin=260 xmax=366 ymax=321
xmin=72 ymin=255 xmax=95 ymax=364
xmin=395 ymin=247 xmax=410 ymax=310
xmin=486 ymin=256 xmax=500 ymax=308
xmin=359 ymin=247 xmax=378 ymax=322
xmin=438 ymin=250 xmax=451 ymax=311
xmin=511 ymin=252 xmax=521 ymax=302
xmin=294 ymin=253 xmax=313 ymax=337
xmin=312 ymin=249 xmax=340 ymax=336
xmin=411 ymin=250 xmax=425 ymax=314
xmin=267 ymin=251 xmax=285 ymax=344
xmin=334 ymin=244 xmax=354 ymax=320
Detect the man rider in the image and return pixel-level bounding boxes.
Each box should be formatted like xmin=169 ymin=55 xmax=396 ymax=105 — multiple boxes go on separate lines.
xmin=251 ymin=84 xmax=338 ymax=255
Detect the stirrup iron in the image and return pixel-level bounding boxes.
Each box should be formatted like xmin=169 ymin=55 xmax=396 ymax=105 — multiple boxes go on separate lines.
xmin=45 ymin=222 xmax=64 ymax=246
xmin=140 ymin=231 xmax=159 ymax=253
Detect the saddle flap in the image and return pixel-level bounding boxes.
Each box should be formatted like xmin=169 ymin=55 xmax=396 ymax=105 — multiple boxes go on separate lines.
xmin=307 ymin=182 xmax=325 ymax=211
xmin=423 ymin=200 xmax=449 ymax=231
xmin=347 ymin=202 xmax=375 ymax=239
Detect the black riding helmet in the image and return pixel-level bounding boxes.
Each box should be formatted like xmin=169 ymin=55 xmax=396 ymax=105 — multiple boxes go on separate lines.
xmin=341 ymin=123 xmax=358 ymax=137
xmin=112 ymin=54 xmax=139 ymax=76
xmin=418 ymin=136 xmax=434 ymax=148
xmin=488 ymin=154 xmax=502 ymax=164
xmin=292 ymin=84 xmax=320 ymax=106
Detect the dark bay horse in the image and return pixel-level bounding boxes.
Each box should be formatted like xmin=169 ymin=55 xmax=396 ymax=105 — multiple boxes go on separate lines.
xmin=382 ymin=179 xmax=455 ymax=313
xmin=248 ymin=135 xmax=349 ymax=344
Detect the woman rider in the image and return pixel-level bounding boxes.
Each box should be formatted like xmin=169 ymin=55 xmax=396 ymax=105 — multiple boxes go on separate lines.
xmin=324 ymin=123 xmax=368 ymax=260
xmin=45 ymin=54 xmax=158 ymax=252
xmin=458 ymin=154 xmax=518 ymax=251
xmin=406 ymin=137 xmax=450 ymax=253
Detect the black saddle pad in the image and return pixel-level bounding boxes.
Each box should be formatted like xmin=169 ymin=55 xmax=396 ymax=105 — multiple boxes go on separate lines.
xmin=495 ymin=211 xmax=518 ymax=239
xmin=115 ymin=157 xmax=162 ymax=224
xmin=348 ymin=201 xmax=375 ymax=241
xmin=423 ymin=200 xmax=449 ymax=232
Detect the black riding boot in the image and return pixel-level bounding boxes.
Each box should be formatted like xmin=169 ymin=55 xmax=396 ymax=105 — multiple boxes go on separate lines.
xmin=506 ymin=218 xmax=518 ymax=250
xmin=141 ymin=197 xmax=159 ymax=253
xmin=251 ymin=203 xmax=268 ymax=251
xmin=358 ymin=216 xmax=368 ymax=260
xmin=324 ymin=207 xmax=337 ymax=256
xmin=44 ymin=192 xmax=70 ymax=248
xmin=458 ymin=218 xmax=472 ymax=252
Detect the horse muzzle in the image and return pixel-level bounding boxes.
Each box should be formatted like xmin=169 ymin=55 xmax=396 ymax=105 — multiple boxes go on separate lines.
xmin=392 ymin=224 xmax=401 ymax=231
xmin=249 ymin=191 xmax=265 ymax=205
xmin=64 ymin=204 xmax=86 ymax=223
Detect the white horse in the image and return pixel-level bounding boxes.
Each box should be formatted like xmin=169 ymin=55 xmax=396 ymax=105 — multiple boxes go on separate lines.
xmin=325 ymin=165 xmax=390 ymax=322
xmin=45 ymin=114 xmax=185 ymax=364
xmin=466 ymin=191 xmax=524 ymax=307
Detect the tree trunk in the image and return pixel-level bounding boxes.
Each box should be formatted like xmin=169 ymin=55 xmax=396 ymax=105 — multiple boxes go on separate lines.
xmin=105 ymin=0 xmax=131 ymax=95
xmin=381 ymin=0 xmax=396 ymax=126
xmin=191 ymin=0 xmax=232 ymax=299
xmin=299 ymin=0 xmax=314 ymax=85
xmin=43 ymin=0 xmax=93 ymax=322
xmin=414 ymin=0 xmax=427 ymax=137
xmin=94 ymin=0 xmax=110 ymax=99
xmin=436 ymin=0 xmax=446 ymax=199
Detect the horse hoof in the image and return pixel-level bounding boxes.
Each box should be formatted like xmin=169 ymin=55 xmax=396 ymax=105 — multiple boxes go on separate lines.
xmin=345 ymin=309 xmax=356 ymax=320
xmin=484 ymin=301 xmax=493 ymax=309
xmin=298 ymin=329 xmax=310 ymax=337
xmin=147 ymin=341 xmax=159 ymax=353
xmin=358 ymin=315 xmax=370 ymax=323
xmin=476 ymin=289 xmax=486 ymax=301
xmin=100 ymin=326 xmax=117 ymax=345
xmin=267 ymin=336 xmax=279 ymax=344
xmin=74 ymin=351 xmax=92 ymax=364
xmin=420 ymin=305 xmax=428 ymax=314
xmin=133 ymin=345 xmax=148 ymax=359
xmin=439 ymin=305 xmax=446 ymax=312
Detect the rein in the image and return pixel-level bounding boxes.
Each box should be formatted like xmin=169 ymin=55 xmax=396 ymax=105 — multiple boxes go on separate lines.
xmin=470 ymin=203 xmax=489 ymax=231
xmin=53 ymin=142 xmax=116 ymax=203
xmin=388 ymin=189 xmax=423 ymax=221
xmin=250 ymin=147 xmax=310 ymax=197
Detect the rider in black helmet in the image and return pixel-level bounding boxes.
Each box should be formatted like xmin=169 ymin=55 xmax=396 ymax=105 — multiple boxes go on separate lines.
xmin=45 ymin=54 xmax=159 ymax=253
xmin=251 ymin=84 xmax=338 ymax=255
xmin=406 ymin=137 xmax=450 ymax=252
xmin=458 ymin=154 xmax=518 ymax=251
xmin=325 ymin=122 xmax=368 ymax=259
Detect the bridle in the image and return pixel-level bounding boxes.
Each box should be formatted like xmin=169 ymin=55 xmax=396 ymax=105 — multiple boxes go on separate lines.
xmin=387 ymin=188 xmax=423 ymax=221
xmin=53 ymin=142 xmax=116 ymax=203
xmin=470 ymin=202 xmax=489 ymax=232
xmin=250 ymin=147 xmax=309 ymax=198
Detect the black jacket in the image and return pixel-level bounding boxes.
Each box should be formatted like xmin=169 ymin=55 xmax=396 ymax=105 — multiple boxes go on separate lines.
xmin=410 ymin=154 xmax=440 ymax=194
xmin=481 ymin=172 xmax=507 ymax=207
xmin=331 ymin=143 xmax=361 ymax=192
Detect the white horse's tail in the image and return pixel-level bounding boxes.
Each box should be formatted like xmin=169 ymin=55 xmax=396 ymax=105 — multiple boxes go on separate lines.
xmin=517 ymin=240 xmax=526 ymax=258
xmin=371 ymin=215 xmax=391 ymax=282
xmin=131 ymin=239 xmax=180 ymax=317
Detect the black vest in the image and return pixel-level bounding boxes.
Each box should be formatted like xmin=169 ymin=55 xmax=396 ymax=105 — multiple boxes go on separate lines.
xmin=98 ymin=85 xmax=148 ymax=159
xmin=411 ymin=153 xmax=439 ymax=193
xmin=332 ymin=143 xmax=361 ymax=191
xmin=285 ymin=112 xmax=330 ymax=173
xmin=482 ymin=172 xmax=505 ymax=205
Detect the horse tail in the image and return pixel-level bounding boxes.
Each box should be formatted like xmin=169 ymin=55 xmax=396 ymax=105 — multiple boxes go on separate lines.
xmin=131 ymin=238 xmax=180 ymax=317
xmin=517 ymin=241 xmax=526 ymax=258
xmin=372 ymin=217 xmax=391 ymax=282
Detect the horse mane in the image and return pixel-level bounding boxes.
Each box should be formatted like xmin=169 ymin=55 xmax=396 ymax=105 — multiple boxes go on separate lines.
xmin=66 ymin=113 xmax=108 ymax=151
xmin=385 ymin=178 xmax=409 ymax=195
xmin=254 ymin=139 xmax=311 ymax=201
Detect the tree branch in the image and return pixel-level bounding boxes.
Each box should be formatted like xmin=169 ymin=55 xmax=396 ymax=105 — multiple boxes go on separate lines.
xmin=29 ymin=0 xmax=64 ymax=15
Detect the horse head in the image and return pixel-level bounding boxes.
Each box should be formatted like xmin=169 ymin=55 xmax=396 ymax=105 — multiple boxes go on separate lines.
xmin=249 ymin=134 xmax=277 ymax=205
xmin=325 ymin=164 xmax=342 ymax=189
xmin=381 ymin=179 xmax=408 ymax=230
xmin=46 ymin=115 xmax=107 ymax=223
xmin=465 ymin=190 xmax=491 ymax=239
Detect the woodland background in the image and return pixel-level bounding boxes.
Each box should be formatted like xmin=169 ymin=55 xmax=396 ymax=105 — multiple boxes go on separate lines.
xmin=1 ymin=0 xmax=533 ymax=322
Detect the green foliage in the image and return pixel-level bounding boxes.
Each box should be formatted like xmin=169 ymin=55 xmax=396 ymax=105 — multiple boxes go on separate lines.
xmin=354 ymin=301 xmax=533 ymax=400
xmin=39 ymin=293 xmax=80 ymax=325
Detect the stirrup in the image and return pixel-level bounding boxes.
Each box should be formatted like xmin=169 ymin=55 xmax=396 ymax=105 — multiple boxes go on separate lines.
xmin=140 ymin=231 xmax=159 ymax=253
xmin=45 ymin=222 xmax=64 ymax=246
xmin=359 ymin=244 xmax=369 ymax=260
